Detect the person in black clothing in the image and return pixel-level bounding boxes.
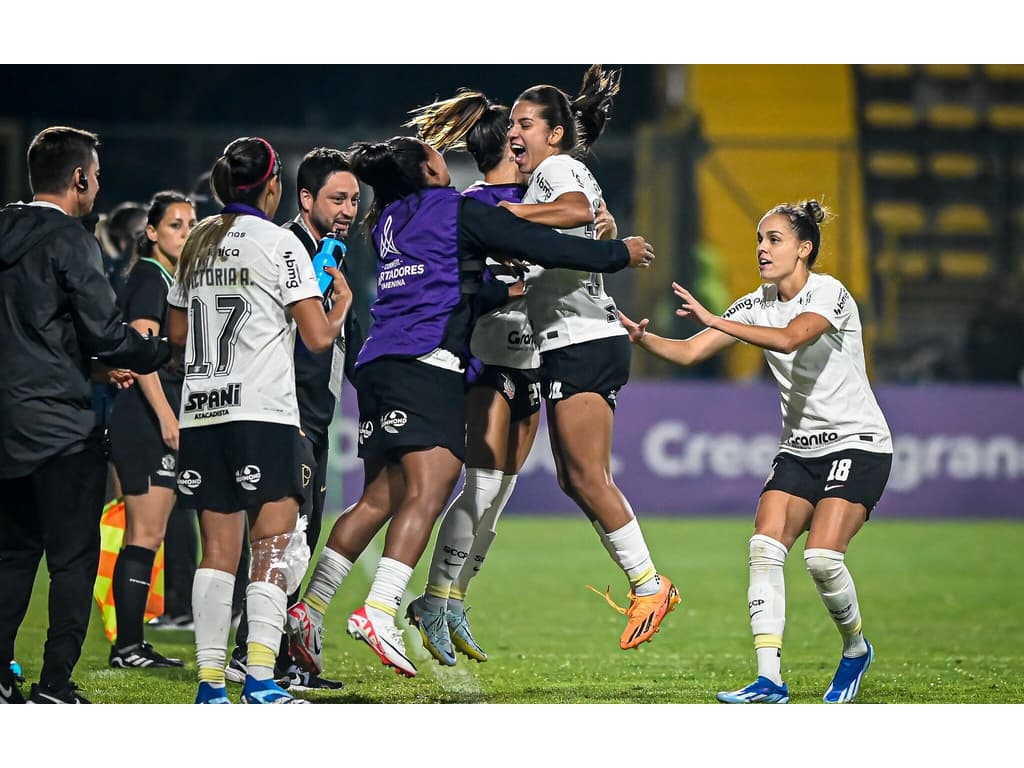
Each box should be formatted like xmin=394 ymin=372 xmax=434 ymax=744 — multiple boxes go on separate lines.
xmin=285 ymin=136 xmax=655 ymax=678
xmin=108 ymin=191 xmax=197 ymax=670
xmin=0 ymin=126 xmax=170 ymax=704
xmin=227 ymin=147 xmax=361 ymax=691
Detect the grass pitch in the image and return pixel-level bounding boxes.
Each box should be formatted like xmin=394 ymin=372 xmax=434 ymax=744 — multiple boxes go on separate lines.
xmin=11 ymin=516 xmax=1023 ymax=705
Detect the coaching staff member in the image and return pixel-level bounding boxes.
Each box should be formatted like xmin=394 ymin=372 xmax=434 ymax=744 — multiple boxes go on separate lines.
xmin=0 ymin=126 xmax=170 ymax=704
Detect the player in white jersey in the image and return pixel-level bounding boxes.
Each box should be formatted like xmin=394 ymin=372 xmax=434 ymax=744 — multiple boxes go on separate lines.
xmin=501 ymin=66 xmax=681 ymax=651
xmin=400 ymin=90 xmax=540 ymax=665
xmin=621 ymin=199 xmax=892 ymax=703
xmin=167 ymin=136 xmax=352 ymax=704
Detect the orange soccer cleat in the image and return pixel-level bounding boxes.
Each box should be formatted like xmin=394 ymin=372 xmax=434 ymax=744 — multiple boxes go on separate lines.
xmin=587 ymin=575 xmax=681 ymax=649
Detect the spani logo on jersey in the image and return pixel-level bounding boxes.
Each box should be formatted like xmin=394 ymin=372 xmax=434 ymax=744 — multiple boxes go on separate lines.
xmin=184 ymin=383 xmax=242 ymax=421
xmin=235 ymin=465 xmax=262 ymax=491
xmin=381 ymin=410 xmax=408 ymax=435
xmin=176 ymin=469 xmax=202 ymax=495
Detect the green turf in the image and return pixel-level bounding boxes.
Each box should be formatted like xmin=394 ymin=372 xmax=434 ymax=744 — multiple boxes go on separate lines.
xmin=10 ymin=516 xmax=1024 ymax=704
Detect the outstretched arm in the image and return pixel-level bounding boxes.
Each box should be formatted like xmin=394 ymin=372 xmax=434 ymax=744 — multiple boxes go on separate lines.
xmin=673 ymin=282 xmax=831 ymax=354
xmin=619 ymin=310 xmax=737 ymax=366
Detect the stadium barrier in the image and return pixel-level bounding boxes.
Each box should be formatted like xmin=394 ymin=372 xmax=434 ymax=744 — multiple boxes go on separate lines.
xmin=327 ymin=381 xmax=1024 ymax=518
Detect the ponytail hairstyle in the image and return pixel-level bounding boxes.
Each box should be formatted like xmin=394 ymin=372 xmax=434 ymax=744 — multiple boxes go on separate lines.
xmin=765 ymin=199 xmax=833 ymax=268
xmin=126 ymin=190 xmax=192 ymax=276
xmin=514 ymin=64 xmax=621 ymax=159
xmin=178 ymin=136 xmax=281 ymax=290
xmin=571 ymin=64 xmax=621 ymax=154
xmin=405 ymin=89 xmax=511 ymax=175
xmin=348 ymin=137 xmax=431 ymax=234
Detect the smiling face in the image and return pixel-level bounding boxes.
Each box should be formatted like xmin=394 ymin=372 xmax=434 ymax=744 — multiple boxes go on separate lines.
xmin=148 ymin=202 xmax=196 ymax=263
xmin=303 ymin=170 xmax=360 ymax=240
xmin=756 ymin=213 xmax=812 ymax=282
xmin=507 ymin=100 xmax=563 ymax=176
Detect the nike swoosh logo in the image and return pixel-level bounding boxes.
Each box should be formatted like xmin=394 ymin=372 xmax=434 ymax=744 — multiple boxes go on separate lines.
xmin=0 ymin=681 xmax=12 ymax=698
xmin=319 ymin=485 xmax=327 ymax=493
xmin=443 ymin=559 xmax=461 ymax=567
xmin=749 ymin=610 xmax=763 ymax=618
xmin=824 ymin=484 xmax=845 ymax=491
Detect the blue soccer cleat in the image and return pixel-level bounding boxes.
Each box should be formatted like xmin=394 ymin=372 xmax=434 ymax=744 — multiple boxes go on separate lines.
xmin=240 ymin=675 xmax=309 ymax=704
xmin=405 ymin=596 xmax=456 ymax=666
xmin=823 ymin=639 xmax=873 ymax=703
xmin=195 ymin=682 xmax=230 ymax=704
xmin=717 ymin=676 xmax=790 ymax=704
xmin=447 ymin=603 xmax=488 ymax=662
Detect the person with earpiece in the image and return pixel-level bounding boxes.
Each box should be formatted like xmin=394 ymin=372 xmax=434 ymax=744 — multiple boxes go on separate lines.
xmin=0 ymin=125 xmax=171 ymax=704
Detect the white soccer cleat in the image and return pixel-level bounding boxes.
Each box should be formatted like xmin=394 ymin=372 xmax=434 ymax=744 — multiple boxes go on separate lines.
xmin=286 ymin=601 xmax=324 ymax=675
xmin=347 ymin=605 xmax=417 ymax=678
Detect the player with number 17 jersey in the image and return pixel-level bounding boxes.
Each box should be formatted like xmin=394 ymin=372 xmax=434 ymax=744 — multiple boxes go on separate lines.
xmin=168 ymin=217 xmax=320 ymax=429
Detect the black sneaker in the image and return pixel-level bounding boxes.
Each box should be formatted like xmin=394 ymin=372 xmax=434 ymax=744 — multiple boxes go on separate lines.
xmin=224 ymin=647 xmax=248 ymax=684
xmin=224 ymin=648 xmax=290 ymax=687
xmin=109 ymin=641 xmax=185 ymax=669
xmin=1 ymin=670 xmax=26 ymax=704
xmin=28 ymin=681 xmax=90 ymax=703
xmin=282 ymin=664 xmax=345 ymax=692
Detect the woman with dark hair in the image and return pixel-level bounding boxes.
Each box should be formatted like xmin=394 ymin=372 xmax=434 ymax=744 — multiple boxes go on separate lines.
xmin=167 ymin=136 xmax=352 ymax=704
xmin=501 ymin=66 xmax=680 ymax=652
xmin=107 ymin=191 xmax=196 ymax=670
xmin=286 ymin=135 xmax=655 ymax=679
xmin=621 ymin=200 xmax=892 ymax=704
xmin=398 ymin=90 xmax=540 ymax=666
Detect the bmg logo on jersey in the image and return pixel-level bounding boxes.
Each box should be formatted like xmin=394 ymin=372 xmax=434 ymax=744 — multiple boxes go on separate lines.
xmin=176 ymin=469 xmax=202 ymax=495
xmin=184 ymin=383 xmax=242 ymax=420
xmin=381 ymin=410 xmax=408 ymax=434
xmin=235 ymin=465 xmax=262 ymax=491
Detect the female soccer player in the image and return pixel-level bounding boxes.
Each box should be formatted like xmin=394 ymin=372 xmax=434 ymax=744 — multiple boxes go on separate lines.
xmin=168 ymin=136 xmax=352 ymax=704
xmin=500 ymin=66 xmax=681 ymax=651
xmin=286 ymin=136 xmax=655 ymax=678
xmin=620 ymin=200 xmax=892 ymax=704
xmin=401 ymin=90 xmax=540 ymax=665
xmin=108 ymin=191 xmax=196 ymax=670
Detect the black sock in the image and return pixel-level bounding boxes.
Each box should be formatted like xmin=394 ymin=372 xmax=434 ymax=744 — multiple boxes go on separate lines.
xmin=112 ymin=545 xmax=156 ymax=650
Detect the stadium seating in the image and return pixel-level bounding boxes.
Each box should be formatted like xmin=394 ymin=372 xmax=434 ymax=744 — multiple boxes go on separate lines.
xmin=856 ymin=64 xmax=1024 ymax=379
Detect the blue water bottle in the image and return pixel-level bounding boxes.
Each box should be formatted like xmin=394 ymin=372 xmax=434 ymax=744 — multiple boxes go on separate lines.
xmin=313 ymin=232 xmax=346 ymax=296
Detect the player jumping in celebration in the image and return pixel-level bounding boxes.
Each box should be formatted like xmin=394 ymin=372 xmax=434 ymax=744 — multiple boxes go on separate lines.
xmin=620 ymin=200 xmax=892 ymax=704
xmin=168 ymin=136 xmax=352 ymax=704
xmin=286 ymin=136 xmax=655 ymax=678
xmin=501 ymin=65 xmax=681 ymax=650
xmin=401 ymin=90 xmax=539 ymax=665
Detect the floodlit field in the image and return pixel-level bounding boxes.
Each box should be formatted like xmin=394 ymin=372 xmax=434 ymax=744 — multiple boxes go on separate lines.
xmin=12 ymin=516 xmax=1023 ymax=705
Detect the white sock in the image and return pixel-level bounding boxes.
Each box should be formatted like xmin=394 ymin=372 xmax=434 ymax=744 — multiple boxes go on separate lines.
xmin=591 ymin=519 xmax=618 ymax=562
xmin=804 ymin=548 xmax=867 ymax=658
xmin=604 ymin=518 xmax=659 ymax=596
xmin=304 ymin=546 xmax=353 ymax=618
xmin=748 ymin=534 xmax=788 ymax=686
xmin=192 ymin=568 xmax=235 ymax=682
xmin=426 ymin=468 xmax=503 ymax=599
xmin=366 ymin=557 xmax=414 ymax=618
xmin=245 ymin=581 xmax=287 ymax=680
xmin=451 ymin=473 xmax=516 ymax=599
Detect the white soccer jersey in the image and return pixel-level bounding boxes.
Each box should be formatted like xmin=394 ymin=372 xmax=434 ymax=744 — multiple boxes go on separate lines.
xmin=167 ymin=215 xmax=320 ymax=429
xmin=521 ymin=154 xmax=626 ymax=353
xmin=723 ymin=272 xmax=892 ymax=458
xmin=470 ymin=260 xmax=539 ymax=369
